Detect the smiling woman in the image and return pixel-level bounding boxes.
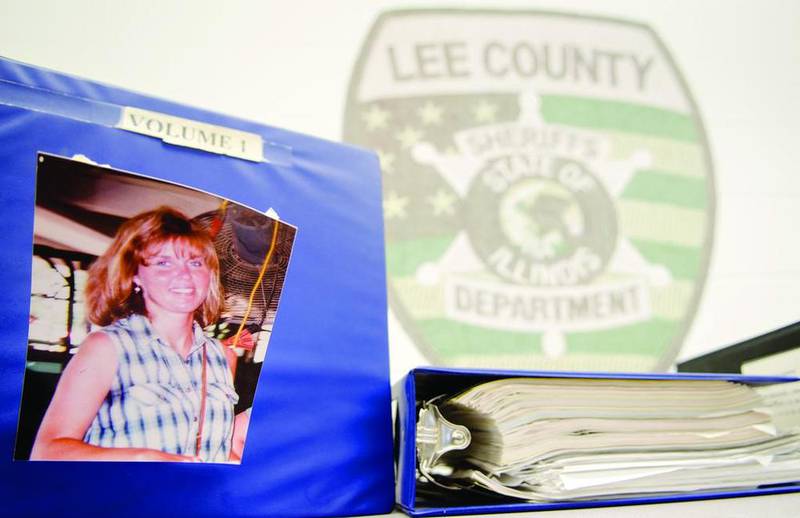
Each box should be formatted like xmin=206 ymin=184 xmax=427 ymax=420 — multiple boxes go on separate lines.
xmin=30 ymin=207 xmax=242 ymax=463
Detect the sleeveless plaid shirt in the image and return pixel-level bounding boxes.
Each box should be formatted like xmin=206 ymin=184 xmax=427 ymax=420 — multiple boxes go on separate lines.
xmin=83 ymin=314 xmax=239 ymax=462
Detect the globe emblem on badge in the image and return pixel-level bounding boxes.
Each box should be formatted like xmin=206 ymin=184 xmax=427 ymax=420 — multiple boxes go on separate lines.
xmin=466 ymin=156 xmax=618 ymax=287
xmin=501 ymin=180 xmax=584 ymax=262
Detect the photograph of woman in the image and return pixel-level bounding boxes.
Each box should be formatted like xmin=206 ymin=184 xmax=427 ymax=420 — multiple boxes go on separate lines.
xmin=30 ymin=206 xmax=243 ymax=462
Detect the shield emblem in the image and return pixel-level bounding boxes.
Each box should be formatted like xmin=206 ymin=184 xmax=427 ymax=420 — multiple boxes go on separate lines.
xmin=343 ymin=9 xmax=714 ymax=371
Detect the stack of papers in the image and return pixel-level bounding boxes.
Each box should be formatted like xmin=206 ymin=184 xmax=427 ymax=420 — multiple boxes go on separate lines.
xmin=421 ymin=378 xmax=800 ymax=501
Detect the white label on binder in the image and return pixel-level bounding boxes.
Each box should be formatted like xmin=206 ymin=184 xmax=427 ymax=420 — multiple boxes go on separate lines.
xmin=117 ymin=107 xmax=264 ymax=162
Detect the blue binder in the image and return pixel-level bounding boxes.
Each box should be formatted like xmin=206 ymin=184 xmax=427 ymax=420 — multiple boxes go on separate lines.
xmin=397 ymin=367 xmax=800 ymax=516
xmin=0 ymin=57 xmax=394 ymax=517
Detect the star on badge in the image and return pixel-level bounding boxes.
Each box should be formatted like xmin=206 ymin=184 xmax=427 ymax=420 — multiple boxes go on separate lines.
xmin=362 ymin=104 xmax=391 ymax=131
xmin=384 ymin=191 xmax=409 ymax=219
xmin=376 ymin=149 xmax=395 ymax=174
xmin=473 ymin=100 xmax=498 ymax=123
xmin=427 ymin=189 xmax=456 ymax=216
xmin=417 ymin=101 xmax=444 ymax=126
xmin=395 ymin=126 xmax=424 ymax=149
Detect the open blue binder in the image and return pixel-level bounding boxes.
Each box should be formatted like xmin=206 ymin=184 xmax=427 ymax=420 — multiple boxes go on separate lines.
xmin=396 ymin=367 xmax=800 ymax=516
xmin=0 ymin=57 xmax=394 ymax=517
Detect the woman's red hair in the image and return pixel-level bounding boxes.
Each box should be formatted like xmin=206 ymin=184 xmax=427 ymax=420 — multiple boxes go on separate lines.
xmin=85 ymin=206 xmax=222 ymax=327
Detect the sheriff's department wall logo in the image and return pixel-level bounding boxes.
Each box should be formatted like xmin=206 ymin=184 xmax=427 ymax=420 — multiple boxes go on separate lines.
xmin=343 ymin=10 xmax=714 ymax=371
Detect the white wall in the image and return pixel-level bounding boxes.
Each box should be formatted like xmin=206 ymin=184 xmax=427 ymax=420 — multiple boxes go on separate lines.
xmin=2 ymin=0 xmax=799 ymax=378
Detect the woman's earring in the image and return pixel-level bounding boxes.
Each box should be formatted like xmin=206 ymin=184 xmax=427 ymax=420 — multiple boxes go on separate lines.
xmin=133 ymin=284 xmax=142 ymax=294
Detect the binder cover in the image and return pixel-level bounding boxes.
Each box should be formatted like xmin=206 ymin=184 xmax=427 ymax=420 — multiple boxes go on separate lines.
xmin=678 ymin=319 xmax=800 ymax=375
xmin=0 ymin=57 xmax=394 ymax=517
xmin=397 ymin=367 xmax=800 ymax=516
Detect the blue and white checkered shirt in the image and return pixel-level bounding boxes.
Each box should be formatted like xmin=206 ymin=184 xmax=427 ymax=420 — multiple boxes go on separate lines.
xmin=83 ymin=314 xmax=239 ymax=462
